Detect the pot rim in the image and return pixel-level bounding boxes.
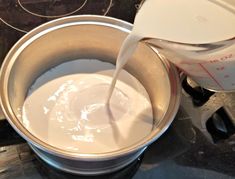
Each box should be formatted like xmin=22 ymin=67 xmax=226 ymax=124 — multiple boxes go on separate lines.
xmin=0 ymin=15 xmax=181 ymax=161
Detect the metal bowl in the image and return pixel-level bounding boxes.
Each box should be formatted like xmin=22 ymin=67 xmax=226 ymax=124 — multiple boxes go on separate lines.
xmin=0 ymin=15 xmax=181 ymax=175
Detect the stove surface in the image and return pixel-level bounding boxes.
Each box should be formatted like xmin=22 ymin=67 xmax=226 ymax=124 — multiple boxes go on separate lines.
xmin=1 ymin=1 xmax=235 ymax=179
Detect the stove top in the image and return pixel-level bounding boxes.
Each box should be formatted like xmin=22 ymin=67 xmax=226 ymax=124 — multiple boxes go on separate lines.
xmin=1 ymin=1 xmax=235 ymax=179
xmin=0 ymin=0 xmax=139 ymax=64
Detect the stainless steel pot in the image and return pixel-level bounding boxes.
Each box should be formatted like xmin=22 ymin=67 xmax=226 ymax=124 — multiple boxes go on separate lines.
xmin=0 ymin=15 xmax=181 ymax=175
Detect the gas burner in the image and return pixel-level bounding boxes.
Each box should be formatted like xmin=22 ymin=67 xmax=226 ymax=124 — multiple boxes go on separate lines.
xmin=34 ymin=153 xmax=143 ymax=179
xmin=182 ymin=77 xmax=214 ymax=107
xmin=206 ymin=107 xmax=235 ymax=143
xmin=0 ymin=141 xmax=143 ymax=179
xmin=181 ymin=75 xmax=235 ymax=144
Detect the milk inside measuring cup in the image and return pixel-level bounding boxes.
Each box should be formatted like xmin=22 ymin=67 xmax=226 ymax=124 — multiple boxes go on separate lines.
xmin=133 ymin=0 xmax=235 ymax=91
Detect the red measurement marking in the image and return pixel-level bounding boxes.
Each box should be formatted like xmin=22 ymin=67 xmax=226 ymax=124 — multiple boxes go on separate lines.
xmin=209 ymin=53 xmax=233 ymax=63
xmin=216 ymin=66 xmax=225 ymax=71
xmin=198 ymin=63 xmax=224 ymax=90
xmin=210 ymin=59 xmax=219 ymax=63
xmin=224 ymin=75 xmax=230 ymax=78
xmin=179 ymin=53 xmax=233 ymax=66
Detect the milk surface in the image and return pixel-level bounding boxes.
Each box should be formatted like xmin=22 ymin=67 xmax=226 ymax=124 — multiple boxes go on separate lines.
xmin=22 ymin=60 xmax=153 ymax=153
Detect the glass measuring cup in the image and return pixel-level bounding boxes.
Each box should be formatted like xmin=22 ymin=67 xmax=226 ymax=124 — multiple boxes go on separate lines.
xmin=144 ymin=37 xmax=235 ymax=91
xmin=135 ymin=0 xmax=235 ymax=92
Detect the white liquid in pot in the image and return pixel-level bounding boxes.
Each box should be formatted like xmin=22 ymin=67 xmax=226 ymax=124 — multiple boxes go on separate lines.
xmin=22 ymin=60 xmax=153 ymax=153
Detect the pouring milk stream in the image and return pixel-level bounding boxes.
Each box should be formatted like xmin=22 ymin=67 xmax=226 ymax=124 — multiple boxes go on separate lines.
xmin=22 ymin=0 xmax=235 ymax=154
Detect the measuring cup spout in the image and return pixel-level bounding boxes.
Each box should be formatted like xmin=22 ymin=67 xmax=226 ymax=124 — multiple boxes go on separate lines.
xmin=142 ymin=37 xmax=235 ymax=92
xmin=141 ymin=37 xmax=195 ymax=64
